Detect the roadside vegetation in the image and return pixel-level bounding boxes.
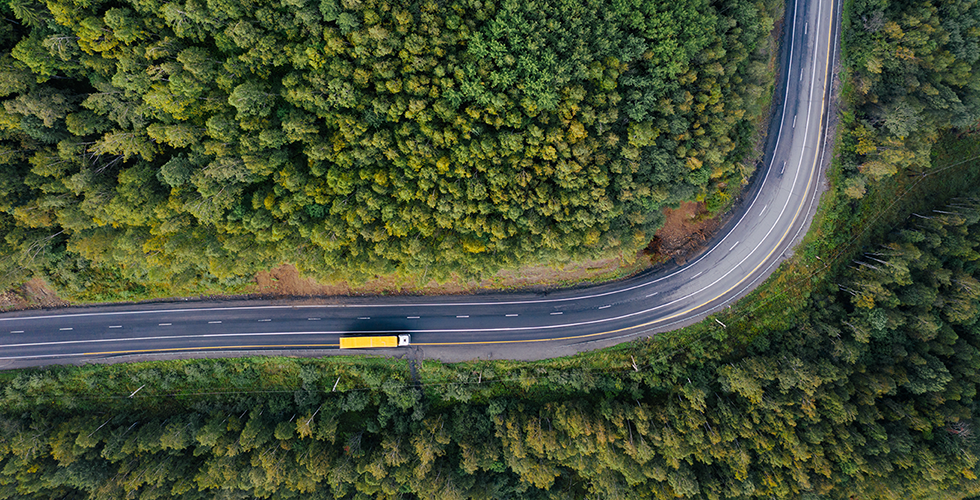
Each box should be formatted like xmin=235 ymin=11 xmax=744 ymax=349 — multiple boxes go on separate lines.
xmin=4 ymin=176 xmax=980 ymax=498
xmin=4 ymin=122 xmax=980 ymax=499
xmin=0 ymin=0 xmax=780 ymax=299
xmin=2 ymin=0 xmax=980 ymax=498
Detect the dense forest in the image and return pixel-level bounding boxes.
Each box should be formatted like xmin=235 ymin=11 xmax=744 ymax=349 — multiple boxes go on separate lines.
xmin=0 ymin=0 xmax=778 ymax=296
xmin=3 ymin=188 xmax=980 ymax=499
xmin=838 ymin=0 xmax=980 ymax=198
xmin=5 ymin=0 xmax=980 ymax=497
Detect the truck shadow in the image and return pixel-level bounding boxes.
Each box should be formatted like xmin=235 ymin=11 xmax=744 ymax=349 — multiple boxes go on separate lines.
xmin=342 ymin=317 xmax=411 ymax=335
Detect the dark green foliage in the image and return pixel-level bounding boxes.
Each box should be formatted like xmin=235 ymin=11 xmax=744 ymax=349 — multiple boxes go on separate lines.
xmin=4 ymin=194 xmax=980 ymax=498
xmin=0 ymin=0 xmax=778 ymax=296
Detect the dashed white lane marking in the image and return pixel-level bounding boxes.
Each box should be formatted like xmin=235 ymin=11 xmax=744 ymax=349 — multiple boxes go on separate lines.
xmin=800 ymin=68 xmax=804 ymax=81
xmin=805 ymin=21 xmax=808 ymax=35
xmin=760 ymin=204 xmax=768 ymax=216
xmin=730 ymin=242 xmax=739 ymax=251
xmin=10 ymin=330 xmax=24 ymax=333
xmin=505 ymin=314 xmax=519 ymax=317
xmin=308 ymin=318 xmax=321 ymax=321
xmin=208 ymin=321 xmax=221 ymax=324
xmin=59 ymin=328 xmax=72 ymax=331
xmin=456 ymin=315 xmax=469 ymax=318
xmin=598 ymin=305 xmax=612 ymax=310
xmin=159 ymin=323 xmax=171 ymax=326
xmin=692 ymin=272 xmax=703 ymax=279
xmin=258 ymin=319 xmax=271 ymax=322
xmin=109 ymin=326 xmax=122 ymax=329
xmin=793 ymin=114 xmax=797 ymax=128
xmin=357 ymin=317 xmax=370 ymax=320
xmin=407 ymin=316 xmax=420 ymax=319
xmin=550 ymin=312 xmax=563 ymax=315
xmin=645 ymin=292 xmax=659 ymax=298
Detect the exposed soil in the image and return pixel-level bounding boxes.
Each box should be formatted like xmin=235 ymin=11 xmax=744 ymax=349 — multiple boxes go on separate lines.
xmin=645 ymin=202 xmax=724 ymax=266
xmin=0 ymin=278 xmax=69 ymax=311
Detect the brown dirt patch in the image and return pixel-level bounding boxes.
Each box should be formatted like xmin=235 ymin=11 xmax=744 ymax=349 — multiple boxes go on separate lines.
xmin=0 ymin=278 xmax=69 ymax=311
xmin=645 ymin=202 xmax=724 ymax=266
xmin=255 ymin=266 xmax=351 ymax=296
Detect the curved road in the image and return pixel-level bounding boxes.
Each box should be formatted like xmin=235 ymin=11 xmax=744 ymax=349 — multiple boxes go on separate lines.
xmin=0 ymin=0 xmax=840 ymax=368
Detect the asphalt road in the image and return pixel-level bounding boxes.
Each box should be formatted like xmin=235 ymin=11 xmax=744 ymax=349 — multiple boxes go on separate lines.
xmin=0 ymin=0 xmax=841 ymax=368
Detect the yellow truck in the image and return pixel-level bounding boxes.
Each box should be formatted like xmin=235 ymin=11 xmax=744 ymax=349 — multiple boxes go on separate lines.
xmin=339 ymin=334 xmax=411 ymax=349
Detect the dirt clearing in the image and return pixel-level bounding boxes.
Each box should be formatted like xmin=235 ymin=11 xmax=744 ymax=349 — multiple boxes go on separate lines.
xmin=0 ymin=278 xmax=69 ymax=311
xmin=645 ymin=202 xmax=725 ymax=266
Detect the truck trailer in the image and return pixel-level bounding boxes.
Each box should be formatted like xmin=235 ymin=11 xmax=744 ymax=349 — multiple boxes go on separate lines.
xmin=339 ymin=334 xmax=411 ymax=349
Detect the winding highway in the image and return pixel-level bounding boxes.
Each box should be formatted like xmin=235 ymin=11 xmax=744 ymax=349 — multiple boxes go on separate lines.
xmin=0 ymin=0 xmax=840 ymax=368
